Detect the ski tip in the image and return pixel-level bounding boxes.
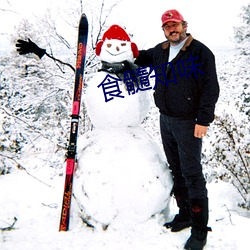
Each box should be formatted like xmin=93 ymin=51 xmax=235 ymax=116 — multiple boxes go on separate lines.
xmin=80 ymin=13 xmax=88 ymax=21
xmin=80 ymin=13 xmax=88 ymax=26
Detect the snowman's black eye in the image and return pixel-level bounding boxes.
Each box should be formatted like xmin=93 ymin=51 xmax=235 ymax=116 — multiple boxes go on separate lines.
xmin=121 ymin=43 xmax=126 ymax=46
xmin=107 ymin=44 xmax=112 ymax=48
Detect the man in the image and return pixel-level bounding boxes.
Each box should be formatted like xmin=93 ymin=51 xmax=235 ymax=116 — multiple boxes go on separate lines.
xmin=135 ymin=9 xmax=219 ymax=250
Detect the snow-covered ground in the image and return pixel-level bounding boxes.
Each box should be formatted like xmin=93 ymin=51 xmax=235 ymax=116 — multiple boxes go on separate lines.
xmin=1 ymin=165 xmax=249 ymax=250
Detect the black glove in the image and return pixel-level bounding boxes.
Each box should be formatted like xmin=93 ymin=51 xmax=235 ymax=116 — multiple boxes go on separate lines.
xmin=16 ymin=38 xmax=46 ymax=59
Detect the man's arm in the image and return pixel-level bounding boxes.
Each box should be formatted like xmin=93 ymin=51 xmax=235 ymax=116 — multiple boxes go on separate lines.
xmin=134 ymin=47 xmax=154 ymax=67
xmin=196 ymin=48 xmax=220 ymax=127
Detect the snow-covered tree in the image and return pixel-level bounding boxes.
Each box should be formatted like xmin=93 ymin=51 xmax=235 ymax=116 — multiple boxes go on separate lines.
xmin=234 ymin=3 xmax=250 ymax=56
xmin=204 ymin=4 xmax=250 ymax=209
xmin=0 ymin=19 xmax=73 ymax=175
xmin=0 ymin=0 xmax=120 ymax=175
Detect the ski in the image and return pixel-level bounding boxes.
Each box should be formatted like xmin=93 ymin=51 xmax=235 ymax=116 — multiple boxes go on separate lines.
xmin=59 ymin=13 xmax=88 ymax=231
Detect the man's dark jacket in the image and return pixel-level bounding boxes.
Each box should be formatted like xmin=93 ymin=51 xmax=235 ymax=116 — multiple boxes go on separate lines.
xmin=135 ymin=34 xmax=220 ymax=126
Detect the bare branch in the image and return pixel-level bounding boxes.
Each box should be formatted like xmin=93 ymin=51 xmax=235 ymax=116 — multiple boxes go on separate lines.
xmin=45 ymin=51 xmax=75 ymax=73
xmin=92 ymin=0 xmax=121 ymax=49
xmin=0 ymin=153 xmax=54 ymax=188
xmin=0 ymin=8 xmax=18 ymax=14
xmin=0 ymin=217 xmax=18 ymax=231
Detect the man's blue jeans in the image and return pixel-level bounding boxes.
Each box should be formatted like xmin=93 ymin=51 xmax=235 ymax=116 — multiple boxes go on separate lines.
xmin=160 ymin=114 xmax=207 ymax=200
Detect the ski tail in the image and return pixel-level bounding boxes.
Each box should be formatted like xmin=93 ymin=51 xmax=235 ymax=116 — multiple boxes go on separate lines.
xmin=59 ymin=13 xmax=88 ymax=232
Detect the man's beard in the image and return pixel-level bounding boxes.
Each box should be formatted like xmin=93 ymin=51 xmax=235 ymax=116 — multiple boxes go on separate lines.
xmin=166 ymin=31 xmax=186 ymax=45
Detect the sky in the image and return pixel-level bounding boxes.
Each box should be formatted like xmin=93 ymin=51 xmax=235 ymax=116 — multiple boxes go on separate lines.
xmin=111 ymin=0 xmax=249 ymax=48
xmin=0 ymin=0 xmax=249 ymax=53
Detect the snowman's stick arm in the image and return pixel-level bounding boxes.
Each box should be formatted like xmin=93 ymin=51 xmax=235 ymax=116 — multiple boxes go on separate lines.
xmin=45 ymin=52 xmax=75 ymax=72
xmin=16 ymin=38 xmax=75 ymax=72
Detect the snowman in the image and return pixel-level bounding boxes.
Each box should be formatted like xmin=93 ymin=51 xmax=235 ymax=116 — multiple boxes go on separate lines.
xmin=73 ymin=25 xmax=173 ymax=230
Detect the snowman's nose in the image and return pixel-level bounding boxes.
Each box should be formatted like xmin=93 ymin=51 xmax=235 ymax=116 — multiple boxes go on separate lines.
xmin=116 ymin=46 xmax=120 ymax=51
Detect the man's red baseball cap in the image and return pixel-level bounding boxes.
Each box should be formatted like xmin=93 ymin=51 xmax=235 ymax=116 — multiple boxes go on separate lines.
xmin=161 ymin=9 xmax=185 ymax=27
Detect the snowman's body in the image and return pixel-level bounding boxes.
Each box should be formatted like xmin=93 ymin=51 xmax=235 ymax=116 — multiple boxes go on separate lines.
xmin=84 ymin=70 xmax=150 ymax=129
xmin=74 ymin=26 xmax=173 ymax=229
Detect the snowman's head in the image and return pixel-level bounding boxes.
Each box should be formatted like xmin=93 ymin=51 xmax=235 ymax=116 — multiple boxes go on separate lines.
xmin=96 ymin=25 xmax=139 ymax=63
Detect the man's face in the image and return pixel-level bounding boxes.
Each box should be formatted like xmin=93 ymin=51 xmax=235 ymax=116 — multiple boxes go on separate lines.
xmin=162 ymin=21 xmax=187 ymax=45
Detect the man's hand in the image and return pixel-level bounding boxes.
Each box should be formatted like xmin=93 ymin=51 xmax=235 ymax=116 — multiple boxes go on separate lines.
xmin=16 ymin=38 xmax=46 ymax=59
xmin=194 ymin=124 xmax=208 ymax=138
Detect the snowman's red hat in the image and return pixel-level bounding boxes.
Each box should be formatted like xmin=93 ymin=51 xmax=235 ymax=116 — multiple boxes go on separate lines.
xmin=96 ymin=25 xmax=139 ymax=58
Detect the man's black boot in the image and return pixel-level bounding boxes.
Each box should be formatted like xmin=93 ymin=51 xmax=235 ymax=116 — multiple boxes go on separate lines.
xmin=164 ymin=196 xmax=192 ymax=232
xmin=184 ymin=197 xmax=210 ymax=250
xmin=184 ymin=228 xmax=208 ymax=250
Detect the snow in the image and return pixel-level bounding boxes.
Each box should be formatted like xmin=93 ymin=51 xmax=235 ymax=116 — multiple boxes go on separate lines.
xmin=1 ymin=171 xmax=250 ymax=250
xmin=74 ymin=127 xmax=172 ymax=228
xmin=85 ymin=71 xmax=150 ymax=128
